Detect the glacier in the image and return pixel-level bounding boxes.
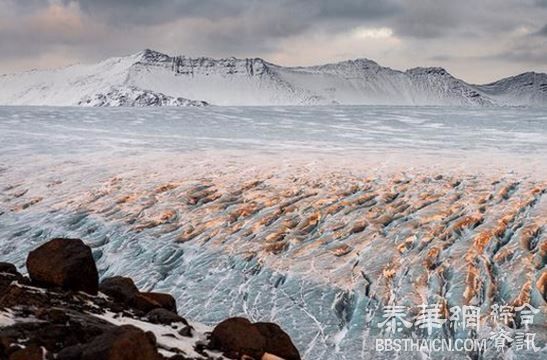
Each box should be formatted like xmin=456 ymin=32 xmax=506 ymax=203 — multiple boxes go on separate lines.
xmin=0 ymin=106 xmax=546 ymax=359
xmin=0 ymin=49 xmax=546 ymax=106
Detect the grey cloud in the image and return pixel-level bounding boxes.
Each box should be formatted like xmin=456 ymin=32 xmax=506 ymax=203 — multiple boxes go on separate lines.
xmin=534 ymin=24 xmax=547 ymax=36
xmin=494 ymin=40 xmax=547 ymax=64
xmin=1 ymin=0 xmax=547 ymax=80
xmin=390 ymin=0 xmax=464 ymax=38
xmin=74 ymin=0 xmax=400 ymax=26
xmin=390 ymin=0 xmax=547 ymax=39
xmin=75 ymin=0 xmax=245 ymax=25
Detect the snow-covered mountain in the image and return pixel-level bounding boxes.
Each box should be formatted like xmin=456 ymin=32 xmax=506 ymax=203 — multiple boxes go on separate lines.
xmin=475 ymin=71 xmax=547 ymax=106
xmin=0 ymin=49 xmax=545 ymax=106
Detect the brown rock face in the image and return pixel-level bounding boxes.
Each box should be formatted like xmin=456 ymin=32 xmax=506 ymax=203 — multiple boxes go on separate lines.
xmin=139 ymin=292 xmax=177 ymax=313
xmin=209 ymin=318 xmax=301 ymax=360
xmin=254 ymin=323 xmax=301 ymax=360
xmin=0 ymin=264 xmax=23 ymax=295
xmin=60 ymin=325 xmax=161 ymax=360
xmin=210 ymin=317 xmax=266 ymax=359
xmin=146 ymin=308 xmax=188 ymax=326
xmin=0 ymin=263 xmax=18 ymax=275
xmin=99 ymin=277 xmax=139 ymax=303
xmin=9 ymin=345 xmax=44 ymax=360
xmin=26 ymin=238 xmax=99 ymax=295
xmin=99 ymin=277 xmax=178 ymax=314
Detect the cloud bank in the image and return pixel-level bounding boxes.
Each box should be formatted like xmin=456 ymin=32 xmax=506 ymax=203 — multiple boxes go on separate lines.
xmin=1 ymin=0 xmax=546 ymax=82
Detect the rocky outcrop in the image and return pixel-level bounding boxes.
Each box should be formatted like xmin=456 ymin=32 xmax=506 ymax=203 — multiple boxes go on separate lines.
xmin=99 ymin=277 xmax=177 ymax=313
xmin=0 ymin=263 xmax=17 ymax=276
xmin=77 ymin=86 xmax=208 ymax=107
xmin=99 ymin=276 xmax=140 ymax=304
xmin=210 ymin=318 xmax=266 ymax=359
xmin=0 ymin=238 xmax=301 ymax=360
xmin=58 ymin=325 xmax=161 ymax=360
xmin=209 ymin=318 xmax=300 ymax=360
xmin=254 ymin=323 xmax=300 ymax=360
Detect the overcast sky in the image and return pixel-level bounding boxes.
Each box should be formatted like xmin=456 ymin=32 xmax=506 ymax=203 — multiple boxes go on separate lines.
xmin=1 ymin=0 xmax=546 ymax=83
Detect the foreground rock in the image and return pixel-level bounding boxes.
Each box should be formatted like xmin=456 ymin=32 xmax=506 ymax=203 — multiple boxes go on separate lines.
xmin=209 ymin=318 xmax=300 ymax=360
xmin=57 ymin=325 xmax=161 ymax=360
xmin=26 ymin=238 xmax=99 ymax=295
xmin=99 ymin=276 xmax=178 ymax=315
xmin=210 ymin=318 xmax=265 ymax=359
xmin=1 ymin=238 xmax=301 ymax=360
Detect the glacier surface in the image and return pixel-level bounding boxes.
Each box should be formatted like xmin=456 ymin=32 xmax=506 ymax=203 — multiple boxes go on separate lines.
xmin=0 ymin=106 xmax=546 ymax=359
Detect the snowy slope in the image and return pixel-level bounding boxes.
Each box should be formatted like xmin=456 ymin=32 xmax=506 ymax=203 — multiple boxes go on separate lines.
xmin=0 ymin=49 xmax=545 ymax=106
xmin=475 ymin=71 xmax=547 ymax=106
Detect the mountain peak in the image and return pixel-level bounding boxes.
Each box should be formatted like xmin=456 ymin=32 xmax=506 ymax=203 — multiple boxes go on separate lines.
xmin=351 ymin=58 xmax=380 ymax=66
xmin=135 ymin=49 xmax=171 ymax=63
xmin=406 ymin=67 xmax=450 ymax=76
xmin=0 ymin=50 xmax=545 ymax=106
xmin=308 ymin=57 xmax=381 ymax=72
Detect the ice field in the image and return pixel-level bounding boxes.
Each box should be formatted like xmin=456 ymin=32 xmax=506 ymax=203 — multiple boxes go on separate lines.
xmin=0 ymin=106 xmax=546 ymax=359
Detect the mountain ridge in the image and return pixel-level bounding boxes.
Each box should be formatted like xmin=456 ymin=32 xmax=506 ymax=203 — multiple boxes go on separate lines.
xmin=0 ymin=49 xmax=545 ymax=106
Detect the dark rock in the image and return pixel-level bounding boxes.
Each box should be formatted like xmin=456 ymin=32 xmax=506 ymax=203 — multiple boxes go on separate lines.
xmin=209 ymin=317 xmax=265 ymax=359
xmin=9 ymin=344 xmax=44 ymax=360
xmin=99 ymin=277 xmax=139 ymax=303
xmin=254 ymin=322 xmax=301 ymax=360
xmin=1 ymin=322 xmax=90 ymax=355
xmin=47 ymin=308 xmax=70 ymax=324
xmin=56 ymin=344 xmax=83 ymax=360
xmin=0 ymin=264 xmax=23 ymax=295
xmin=34 ymin=307 xmax=70 ymax=324
xmin=26 ymin=238 xmax=99 ymax=295
xmin=0 ymin=263 xmax=18 ymax=275
xmin=0 ymin=335 xmax=17 ymax=357
xmin=132 ymin=293 xmax=161 ymax=313
xmin=139 ymin=292 xmax=177 ymax=313
xmin=167 ymin=355 xmax=187 ymax=360
xmin=99 ymin=278 xmax=177 ymax=314
xmin=178 ymin=326 xmax=193 ymax=338
xmin=0 ymin=283 xmax=51 ymax=309
xmin=146 ymin=308 xmax=187 ymax=326
xmin=0 ymin=273 xmax=19 ymax=295
xmin=77 ymin=325 xmax=161 ymax=360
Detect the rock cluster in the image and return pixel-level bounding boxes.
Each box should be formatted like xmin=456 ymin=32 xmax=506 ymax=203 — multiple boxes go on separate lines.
xmin=0 ymin=238 xmax=300 ymax=360
xmin=210 ymin=318 xmax=300 ymax=360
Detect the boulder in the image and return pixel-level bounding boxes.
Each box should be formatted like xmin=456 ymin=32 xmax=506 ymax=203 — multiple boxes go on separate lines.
xmin=9 ymin=345 xmax=44 ymax=360
xmin=178 ymin=326 xmax=193 ymax=338
xmin=0 ymin=263 xmax=23 ymax=294
xmin=26 ymin=238 xmax=98 ymax=295
xmin=99 ymin=277 xmax=177 ymax=314
xmin=146 ymin=308 xmax=187 ymax=326
xmin=99 ymin=277 xmax=139 ymax=303
xmin=62 ymin=325 xmax=161 ymax=360
xmin=0 ymin=263 xmax=18 ymax=275
xmin=209 ymin=317 xmax=266 ymax=359
xmin=139 ymin=292 xmax=177 ymax=313
xmin=0 ymin=283 xmax=51 ymax=309
xmin=254 ymin=322 xmax=301 ymax=360
xmin=132 ymin=293 xmax=162 ymax=313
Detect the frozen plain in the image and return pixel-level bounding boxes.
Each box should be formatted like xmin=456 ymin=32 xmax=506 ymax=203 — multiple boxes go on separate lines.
xmin=0 ymin=105 xmax=546 ymax=359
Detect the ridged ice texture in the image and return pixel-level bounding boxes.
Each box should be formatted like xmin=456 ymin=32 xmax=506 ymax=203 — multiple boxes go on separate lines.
xmin=0 ymin=106 xmax=546 ymax=359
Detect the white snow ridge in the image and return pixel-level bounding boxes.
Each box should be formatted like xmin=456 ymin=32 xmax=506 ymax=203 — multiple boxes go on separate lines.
xmin=0 ymin=49 xmax=545 ymax=106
